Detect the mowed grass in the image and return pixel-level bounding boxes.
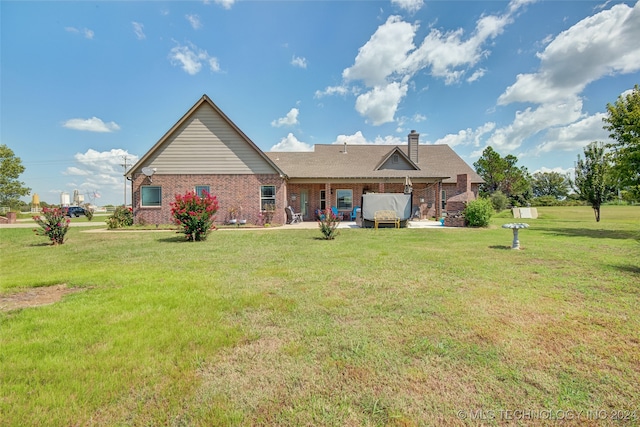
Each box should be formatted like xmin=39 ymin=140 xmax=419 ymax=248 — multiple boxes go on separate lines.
xmin=0 ymin=206 xmax=638 ymax=426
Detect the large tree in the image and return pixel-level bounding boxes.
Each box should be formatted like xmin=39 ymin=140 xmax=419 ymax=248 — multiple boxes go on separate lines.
xmin=572 ymin=142 xmax=612 ymax=222
xmin=603 ymin=85 xmax=640 ymax=199
xmin=474 ymin=146 xmax=531 ymax=203
xmin=0 ymin=144 xmax=31 ymax=209
xmin=531 ymin=171 xmax=570 ymax=199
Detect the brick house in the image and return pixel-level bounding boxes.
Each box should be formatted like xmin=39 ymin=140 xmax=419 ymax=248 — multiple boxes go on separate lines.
xmin=127 ymin=95 xmax=482 ymax=225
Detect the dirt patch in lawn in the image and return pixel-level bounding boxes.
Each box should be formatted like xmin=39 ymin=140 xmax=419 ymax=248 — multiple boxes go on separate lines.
xmin=0 ymin=284 xmax=83 ymax=311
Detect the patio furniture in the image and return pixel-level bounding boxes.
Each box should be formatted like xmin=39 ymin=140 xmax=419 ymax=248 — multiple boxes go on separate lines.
xmin=285 ymin=206 xmax=303 ymax=224
xmin=374 ymin=210 xmax=400 ymax=229
xmin=350 ymin=206 xmax=361 ymax=221
xmin=331 ymin=206 xmax=342 ymax=219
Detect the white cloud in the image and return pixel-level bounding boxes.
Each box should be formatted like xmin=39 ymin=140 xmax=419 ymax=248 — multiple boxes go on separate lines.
xmin=65 ymin=27 xmax=94 ymax=39
xmin=214 ymin=0 xmax=235 ymax=9
xmin=467 ymin=68 xmax=486 ymax=83
xmin=332 ymin=131 xmax=403 ymax=145
xmin=333 ymin=131 xmax=370 ymax=145
xmin=434 ymin=122 xmax=496 ymax=147
xmin=62 ymin=167 xmax=90 ymax=176
xmin=355 ymin=82 xmax=408 ymax=125
xmin=343 ymin=16 xmax=417 ymax=87
xmin=132 ymin=22 xmax=145 ymax=40
xmin=169 ymin=43 xmax=221 ymax=75
xmin=391 ymin=0 xmax=424 ymax=13
xmin=186 ymin=14 xmax=202 ymax=30
xmin=533 ymin=113 xmax=611 ymax=154
xmin=339 ymin=0 xmax=531 ymax=125
xmin=271 ymin=108 xmax=299 ymax=127
xmin=63 ymin=117 xmax=120 ymax=133
xmin=291 ymin=55 xmax=307 ymax=69
xmin=499 ymin=1 xmax=640 ymax=105
xmin=61 ymin=149 xmax=139 ymax=203
xmin=534 ymin=166 xmax=574 ymax=175
xmin=487 ymin=97 xmax=584 ymax=152
xmin=269 ymin=133 xmax=313 ymax=152
xmin=315 ymin=85 xmax=350 ymax=98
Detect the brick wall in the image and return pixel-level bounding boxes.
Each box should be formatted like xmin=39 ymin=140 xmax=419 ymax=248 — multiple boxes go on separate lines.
xmin=131 ymin=173 xmax=286 ymax=225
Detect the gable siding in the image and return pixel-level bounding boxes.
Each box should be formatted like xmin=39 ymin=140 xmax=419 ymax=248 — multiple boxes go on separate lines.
xmin=145 ymin=104 xmax=277 ymax=174
xmin=379 ymin=155 xmax=415 ymax=171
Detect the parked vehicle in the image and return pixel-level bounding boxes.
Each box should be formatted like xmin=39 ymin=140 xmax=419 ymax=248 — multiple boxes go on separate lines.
xmin=65 ymin=206 xmax=86 ymax=217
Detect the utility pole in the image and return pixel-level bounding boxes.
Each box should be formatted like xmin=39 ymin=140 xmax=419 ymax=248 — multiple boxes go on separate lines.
xmin=121 ymin=155 xmax=129 ymax=206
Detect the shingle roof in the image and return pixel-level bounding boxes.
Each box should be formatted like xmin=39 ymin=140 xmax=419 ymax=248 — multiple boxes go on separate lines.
xmin=265 ymin=144 xmax=483 ymax=184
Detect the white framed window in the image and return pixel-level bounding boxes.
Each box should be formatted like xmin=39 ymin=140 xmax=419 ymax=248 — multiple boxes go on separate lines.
xmin=336 ymin=189 xmax=353 ymax=211
xmin=195 ymin=185 xmax=210 ymax=198
xmin=320 ymin=190 xmax=326 ymax=210
xmin=260 ymin=185 xmax=276 ymax=210
xmin=141 ymin=186 xmax=162 ymax=207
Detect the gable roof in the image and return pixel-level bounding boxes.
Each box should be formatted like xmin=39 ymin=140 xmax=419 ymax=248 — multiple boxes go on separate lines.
xmin=375 ymin=146 xmax=420 ymax=171
xmin=266 ymin=144 xmax=483 ymax=184
xmin=127 ymin=95 xmax=285 ymax=177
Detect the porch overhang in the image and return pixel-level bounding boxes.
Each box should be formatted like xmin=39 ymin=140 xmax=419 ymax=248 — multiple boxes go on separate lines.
xmin=286 ymin=176 xmax=449 ymax=185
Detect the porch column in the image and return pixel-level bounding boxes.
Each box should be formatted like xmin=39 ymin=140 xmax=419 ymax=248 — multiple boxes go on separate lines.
xmin=435 ymin=181 xmax=442 ymax=218
xmin=325 ymin=183 xmax=332 ymax=211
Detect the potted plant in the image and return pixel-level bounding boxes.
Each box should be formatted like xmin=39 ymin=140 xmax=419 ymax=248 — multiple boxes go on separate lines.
xmin=237 ymin=206 xmax=247 ymax=226
xmin=228 ymin=206 xmax=238 ymax=225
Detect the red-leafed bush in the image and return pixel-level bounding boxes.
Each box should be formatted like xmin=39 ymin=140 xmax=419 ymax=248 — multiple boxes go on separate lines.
xmin=171 ymin=190 xmax=219 ymax=241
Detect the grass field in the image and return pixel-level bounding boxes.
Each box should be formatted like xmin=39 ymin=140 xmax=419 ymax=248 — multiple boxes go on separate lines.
xmin=1 ymin=206 xmax=638 ymax=426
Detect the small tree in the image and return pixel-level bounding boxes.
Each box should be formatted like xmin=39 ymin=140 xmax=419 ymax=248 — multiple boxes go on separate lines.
xmin=0 ymin=144 xmax=31 ymax=209
xmin=603 ymin=85 xmax=640 ymax=200
xmin=33 ymin=207 xmax=70 ymax=245
xmin=171 ymin=190 xmax=219 ymax=241
xmin=490 ymin=191 xmax=509 ymax=212
xmin=531 ymin=171 xmax=570 ymax=199
xmin=572 ymin=142 xmax=612 ymax=222
xmin=317 ymin=208 xmax=340 ymax=240
xmin=463 ymin=198 xmax=494 ymax=227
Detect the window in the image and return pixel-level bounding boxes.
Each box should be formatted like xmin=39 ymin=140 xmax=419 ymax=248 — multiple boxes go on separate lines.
xmin=320 ymin=190 xmax=326 ymax=210
xmin=392 ymin=154 xmax=399 ymax=164
xmin=195 ymin=185 xmax=210 ymax=198
xmin=260 ymin=185 xmax=276 ymax=210
xmin=141 ymin=186 xmax=161 ymax=207
xmin=336 ymin=189 xmax=353 ymax=211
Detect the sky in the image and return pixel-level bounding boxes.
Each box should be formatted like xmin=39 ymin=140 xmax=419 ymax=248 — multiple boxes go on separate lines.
xmin=2 ymin=0 xmax=639 ymax=206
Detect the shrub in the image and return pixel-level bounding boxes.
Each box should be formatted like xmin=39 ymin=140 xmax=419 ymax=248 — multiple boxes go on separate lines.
xmin=464 ymin=198 xmax=494 ymax=227
xmin=318 ymin=208 xmax=340 ymax=240
xmin=490 ymin=191 xmax=509 ymax=212
xmin=32 ymin=207 xmax=70 ymax=245
xmin=85 ymin=207 xmax=94 ymax=221
xmin=171 ymin=190 xmax=219 ymax=241
xmin=106 ymin=206 xmax=133 ymax=229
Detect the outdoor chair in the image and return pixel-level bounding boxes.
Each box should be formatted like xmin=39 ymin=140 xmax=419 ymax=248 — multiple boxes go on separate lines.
xmin=350 ymin=206 xmax=360 ymax=221
xmin=285 ymin=206 xmax=302 ymax=224
xmin=331 ymin=206 xmax=341 ymax=220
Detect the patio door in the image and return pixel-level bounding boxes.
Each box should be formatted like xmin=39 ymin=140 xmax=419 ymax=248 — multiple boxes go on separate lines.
xmin=300 ymin=190 xmax=308 ymax=219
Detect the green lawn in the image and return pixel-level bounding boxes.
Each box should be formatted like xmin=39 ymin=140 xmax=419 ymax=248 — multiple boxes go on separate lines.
xmin=1 ymin=206 xmax=638 ymax=426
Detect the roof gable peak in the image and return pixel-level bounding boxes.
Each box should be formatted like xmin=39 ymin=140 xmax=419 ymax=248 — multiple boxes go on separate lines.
xmin=375 ymin=146 xmax=420 ymax=171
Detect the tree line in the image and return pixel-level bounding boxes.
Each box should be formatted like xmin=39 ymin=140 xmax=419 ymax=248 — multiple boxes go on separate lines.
xmin=474 ymin=85 xmax=639 ymax=222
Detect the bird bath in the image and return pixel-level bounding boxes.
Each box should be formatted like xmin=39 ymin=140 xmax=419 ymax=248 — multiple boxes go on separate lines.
xmin=502 ymin=223 xmax=529 ymax=249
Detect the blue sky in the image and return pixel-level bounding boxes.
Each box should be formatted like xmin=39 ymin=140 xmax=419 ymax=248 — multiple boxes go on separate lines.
xmin=2 ymin=0 xmax=639 ymax=206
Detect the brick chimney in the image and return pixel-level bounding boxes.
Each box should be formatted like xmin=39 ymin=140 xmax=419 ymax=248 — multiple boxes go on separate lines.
xmin=408 ymin=130 xmax=419 ymax=164
xmin=456 ymin=173 xmax=471 ymax=194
